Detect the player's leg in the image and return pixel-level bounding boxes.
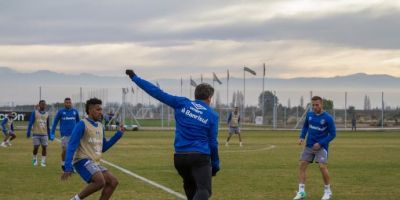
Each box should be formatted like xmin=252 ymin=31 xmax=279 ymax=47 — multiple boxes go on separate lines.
xmin=32 ymin=136 xmax=40 ymax=166
xmin=100 ymin=170 xmax=119 ymax=200
xmin=78 ymin=172 xmax=106 ymax=199
xmin=1 ymin=133 xmax=9 ymax=147
xmin=40 ymin=136 xmax=48 ymax=167
xmin=237 ymin=128 xmax=242 ymax=147
xmin=9 ymin=132 xmax=16 ymax=141
xmin=191 ymin=154 xmax=212 ymax=200
xmin=316 ymin=149 xmax=332 ymax=200
xmin=294 ymin=147 xmax=314 ymax=200
xmin=61 ymin=136 xmax=70 ymax=170
xmin=73 ymin=159 xmax=107 ymax=199
xmin=225 ymin=129 xmax=233 ymax=146
xmin=174 ymin=154 xmax=196 ymax=200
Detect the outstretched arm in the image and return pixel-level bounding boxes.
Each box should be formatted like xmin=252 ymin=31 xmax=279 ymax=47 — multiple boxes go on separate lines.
xmin=102 ymin=128 xmax=124 ymax=152
xmin=126 ymin=70 xmax=185 ymax=109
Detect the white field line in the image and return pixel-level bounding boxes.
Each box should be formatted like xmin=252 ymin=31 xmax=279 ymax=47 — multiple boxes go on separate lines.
xmin=221 ymin=145 xmax=276 ymax=153
xmin=55 ymin=138 xmax=186 ymax=200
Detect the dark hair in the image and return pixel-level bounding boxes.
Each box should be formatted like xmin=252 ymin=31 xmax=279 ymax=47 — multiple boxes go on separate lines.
xmin=311 ymin=96 xmax=323 ymax=101
xmin=39 ymin=100 xmax=46 ymax=104
xmin=85 ymin=98 xmax=102 ymax=114
xmin=64 ymin=97 xmax=71 ymax=101
xmin=194 ymin=83 xmax=214 ymax=100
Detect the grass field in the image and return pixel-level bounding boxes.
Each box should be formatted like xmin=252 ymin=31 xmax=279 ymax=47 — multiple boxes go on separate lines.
xmin=0 ymin=130 xmax=399 ymax=200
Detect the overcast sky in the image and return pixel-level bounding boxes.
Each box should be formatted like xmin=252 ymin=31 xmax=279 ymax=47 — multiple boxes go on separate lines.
xmin=1 ymin=0 xmax=399 ymax=79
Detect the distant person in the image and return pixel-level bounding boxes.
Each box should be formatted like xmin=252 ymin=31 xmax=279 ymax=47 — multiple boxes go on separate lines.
xmin=27 ymin=100 xmax=50 ymax=167
xmin=351 ymin=116 xmax=357 ymax=132
xmin=225 ymin=106 xmax=243 ymax=147
xmin=62 ymin=98 xmax=124 ymax=200
xmin=293 ymin=96 xmax=336 ymax=200
xmin=50 ymin=97 xmax=80 ymax=171
xmin=126 ymin=69 xmax=220 ymax=200
xmin=1 ymin=112 xmax=16 ymax=147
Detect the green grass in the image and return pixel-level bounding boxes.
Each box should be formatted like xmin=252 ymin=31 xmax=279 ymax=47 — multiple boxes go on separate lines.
xmin=0 ymin=130 xmax=399 ymax=200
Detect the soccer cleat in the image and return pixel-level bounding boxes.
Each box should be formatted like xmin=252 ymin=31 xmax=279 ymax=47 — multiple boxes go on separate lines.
xmin=239 ymin=142 xmax=243 ymax=147
xmin=5 ymin=141 xmax=11 ymax=146
xmin=1 ymin=142 xmax=7 ymax=148
xmin=225 ymin=142 xmax=229 ymax=146
xmin=293 ymin=191 xmax=307 ymax=200
xmin=32 ymin=159 xmax=38 ymax=166
xmin=321 ymin=191 xmax=332 ymax=200
xmin=41 ymin=162 xmax=46 ymax=167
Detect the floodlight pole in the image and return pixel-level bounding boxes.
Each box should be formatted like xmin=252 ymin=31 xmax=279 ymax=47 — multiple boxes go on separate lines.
xmin=345 ymin=91 xmax=347 ymax=129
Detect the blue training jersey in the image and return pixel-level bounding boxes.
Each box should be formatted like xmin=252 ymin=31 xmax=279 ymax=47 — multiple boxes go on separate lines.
xmin=300 ymin=111 xmax=336 ymax=151
xmin=51 ymin=108 xmax=80 ymax=137
xmin=64 ymin=118 xmax=123 ymax=172
xmin=130 ymin=75 xmax=220 ymax=170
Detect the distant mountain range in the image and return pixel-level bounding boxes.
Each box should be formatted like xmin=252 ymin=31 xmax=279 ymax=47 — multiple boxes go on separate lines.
xmin=1 ymin=66 xmax=398 ymax=90
xmin=0 ymin=66 xmax=399 ymax=107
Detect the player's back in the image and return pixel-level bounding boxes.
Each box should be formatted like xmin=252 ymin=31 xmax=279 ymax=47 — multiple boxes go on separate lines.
xmin=173 ymin=99 xmax=218 ymax=155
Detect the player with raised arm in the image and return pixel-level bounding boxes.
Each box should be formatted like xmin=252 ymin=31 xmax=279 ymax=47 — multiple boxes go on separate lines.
xmin=126 ymin=69 xmax=220 ymax=200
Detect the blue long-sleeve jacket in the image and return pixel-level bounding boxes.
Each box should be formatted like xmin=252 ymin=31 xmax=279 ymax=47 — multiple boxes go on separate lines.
xmin=300 ymin=111 xmax=336 ymax=151
xmin=64 ymin=118 xmax=123 ymax=172
xmin=1 ymin=118 xmax=14 ymax=134
xmin=130 ymin=75 xmax=220 ymax=170
xmin=26 ymin=110 xmax=50 ymax=137
xmin=51 ymin=108 xmax=80 ymax=137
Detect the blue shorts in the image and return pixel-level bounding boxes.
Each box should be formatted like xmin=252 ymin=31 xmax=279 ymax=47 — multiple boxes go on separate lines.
xmin=74 ymin=159 xmax=107 ymax=183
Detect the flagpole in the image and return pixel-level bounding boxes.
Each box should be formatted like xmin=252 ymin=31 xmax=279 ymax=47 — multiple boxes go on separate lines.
xmin=262 ymin=63 xmax=266 ymax=125
xmin=243 ymin=66 xmax=246 ymax=125
xmin=180 ymin=77 xmax=183 ymax=96
xmin=227 ymin=69 xmax=229 ymax=108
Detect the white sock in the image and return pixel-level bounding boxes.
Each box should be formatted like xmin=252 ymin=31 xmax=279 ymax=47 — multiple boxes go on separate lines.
xmin=61 ymin=161 xmax=65 ymax=166
xmin=33 ymin=155 xmax=38 ymax=160
xmin=41 ymin=156 xmax=46 ymax=163
xmin=71 ymin=194 xmax=81 ymax=200
xmin=299 ymin=184 xmax=305 ymax=192
xmin=324 ymin=184 xmax=331 ymax=192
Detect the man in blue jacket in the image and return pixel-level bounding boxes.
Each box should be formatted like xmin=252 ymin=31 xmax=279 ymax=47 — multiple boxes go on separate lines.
xmin=293 ymin=96 xmax=336 ymax=200
xmin=50 ymin=97 xmax=80 ymax=171
xmin=126 ymin=69 xmax=220 ymax=200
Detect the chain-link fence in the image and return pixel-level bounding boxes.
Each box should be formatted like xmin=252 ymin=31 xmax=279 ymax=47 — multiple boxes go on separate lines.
xmin=0 ymin=86 xmax=399 ymax=129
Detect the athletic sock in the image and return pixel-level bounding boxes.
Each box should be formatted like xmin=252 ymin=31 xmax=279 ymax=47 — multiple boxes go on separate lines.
xmin=41 ymin=156 xmax=46 ymax=163
xmin=324 ymin=184 xmax=331 ymax=193
xmin=299 ymin=184 xmax=305 ymax=193
xmin=71 ymin=194 xmax=81 ymax=200
xmin=33 ymin=155 xmax=38 ymax=160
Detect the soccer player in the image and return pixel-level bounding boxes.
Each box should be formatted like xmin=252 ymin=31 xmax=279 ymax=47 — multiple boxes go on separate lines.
xmin=50 ymin=97 xmax=80 ymax=171
xmin=27 ymin=100 xmax=50 ymax=167
xmin=126 ymin=69 xmax=220 ymax=200
xmin=61 ymin=98 xmax=124 ymax=200
xmin=293 ymin=96 xmax=336 ymax=200
xmin=225 ymin=106 xmax=242 ymax=147
xmin=1 ymin=112 xmax=16 ymax=147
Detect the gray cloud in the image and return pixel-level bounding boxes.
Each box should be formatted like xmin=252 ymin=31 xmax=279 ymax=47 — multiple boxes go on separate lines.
xmin=1 ymin=1 xmax=399 ymax=49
